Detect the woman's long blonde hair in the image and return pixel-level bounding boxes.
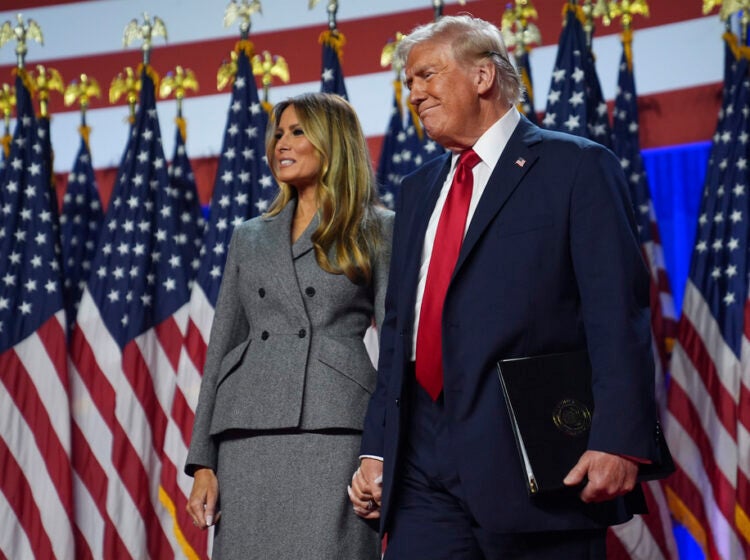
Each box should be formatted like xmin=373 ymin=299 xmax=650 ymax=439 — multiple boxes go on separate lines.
xmin=265 ymin=92 xmax=383 ymax=284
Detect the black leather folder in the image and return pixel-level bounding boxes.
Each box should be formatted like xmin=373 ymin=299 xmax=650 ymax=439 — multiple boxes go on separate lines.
xmin=497 ymin=351 xmax=593 ymax=495
xmin=497 ymin=351 xmax=674 ymax=496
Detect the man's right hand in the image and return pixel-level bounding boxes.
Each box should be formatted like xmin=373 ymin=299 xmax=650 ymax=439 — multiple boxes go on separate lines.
xmin=187 ymin=467 xmax=220 ymax=529
xmin=348 ymin=458 xmax=383 ymax=519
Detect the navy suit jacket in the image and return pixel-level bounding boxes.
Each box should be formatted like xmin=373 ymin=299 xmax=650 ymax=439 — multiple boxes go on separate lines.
xmin=361 ymin=116 xmax=659 ymax=534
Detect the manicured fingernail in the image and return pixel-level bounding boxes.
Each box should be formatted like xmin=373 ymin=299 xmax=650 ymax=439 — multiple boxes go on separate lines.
xmin=206 ymin=515 xmax=213 ymax=526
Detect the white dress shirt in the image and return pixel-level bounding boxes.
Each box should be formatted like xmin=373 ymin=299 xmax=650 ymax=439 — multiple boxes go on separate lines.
xmin=410 ymin=107 xmax=521 ymax=360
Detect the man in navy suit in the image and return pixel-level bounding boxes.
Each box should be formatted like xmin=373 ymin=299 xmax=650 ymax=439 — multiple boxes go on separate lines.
xmin=348 ymin=15 xmax=658 ymax=559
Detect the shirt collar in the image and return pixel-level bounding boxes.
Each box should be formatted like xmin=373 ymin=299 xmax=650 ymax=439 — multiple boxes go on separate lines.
xmin=451 ymin=106 xmax=521 ymax=170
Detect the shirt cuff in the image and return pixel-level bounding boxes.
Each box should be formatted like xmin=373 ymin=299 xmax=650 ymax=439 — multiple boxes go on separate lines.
xmin=359 ymin=455 xmax=384 ymax=462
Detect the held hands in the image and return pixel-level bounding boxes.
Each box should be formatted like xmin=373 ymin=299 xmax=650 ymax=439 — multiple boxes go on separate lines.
xmin=348 ymin=458 xmax=383 ymax=519
xmin=563 ymin=450 xmax=638 ymax=503
xmin=187 ymin=467 xmax=221 ymax=530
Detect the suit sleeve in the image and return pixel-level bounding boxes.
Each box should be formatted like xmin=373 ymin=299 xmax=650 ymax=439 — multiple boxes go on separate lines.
xmin=360 ymin=199 xmax=403 ymax=458
xmin=569 ymin=144 xmax=658 ymax=461
xmin=185 ymin=228 xmax=251 ymax=475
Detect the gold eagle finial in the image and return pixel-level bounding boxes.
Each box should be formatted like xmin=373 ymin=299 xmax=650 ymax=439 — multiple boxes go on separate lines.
xmin=0 ymin=13 xmax=44 ymax=68
xmin=31 ymin=65 xmax=64 ymax=118
xmin=251 ymin=51 xmax=290 ymax=110
xmin=122 ymin=12 xmax=167 ymax=65
xmin=224 ymin=0 xmax=262 ymax=39
xmin=159 ymin=66 xmax=199 ymax=119
xmin=110 ymin=67 xmax=141 ymax=123
xmin=501 ymin=0 xmax=541 ymax=55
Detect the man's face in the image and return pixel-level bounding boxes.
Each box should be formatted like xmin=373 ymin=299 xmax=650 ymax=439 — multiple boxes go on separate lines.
xmin=404 ymin=39 xmax=479 ymax=150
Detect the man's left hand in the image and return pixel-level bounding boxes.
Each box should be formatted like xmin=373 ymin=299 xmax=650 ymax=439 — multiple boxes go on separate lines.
xmin=563 ymin=450 xmax=638 ymax=503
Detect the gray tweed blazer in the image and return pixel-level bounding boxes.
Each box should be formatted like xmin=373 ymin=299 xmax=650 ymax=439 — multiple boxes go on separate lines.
xmin=186 ymin=200 xmax=394 ymax=473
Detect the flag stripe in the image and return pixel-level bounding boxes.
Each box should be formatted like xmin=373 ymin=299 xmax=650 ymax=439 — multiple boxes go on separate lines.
xmin=676 ymin=308 xmax=738 ymax=438
xmin=668 ymin=374 xmax=737 ymax=524
xmin=0 ymin=352 xmax=73 ymax=522
xmin=71 ymin=424 xmax=109 ymax=558
xmin=121 ymin=340 xmax=167 ymax=456
xmin=1 ymin=320 xmax=73 ymax=515
xmin=0 ymin=438 xmax=54 ymax=559
xmin=73 ymin=303 xmax=153 ymax=558
xmin=665 ymin=416 xmax=741 ymax=559
xmin=170 ymin=386 xmax=195 ymax=447
xmin=0 ymin=381 xmax=73 ymax=559
xmin=154 ymin=314 xmax=187 ymax=377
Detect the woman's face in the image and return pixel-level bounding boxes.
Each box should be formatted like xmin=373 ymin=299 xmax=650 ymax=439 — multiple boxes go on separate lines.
xmin=272 ymin=105 xmax=322 ymax=192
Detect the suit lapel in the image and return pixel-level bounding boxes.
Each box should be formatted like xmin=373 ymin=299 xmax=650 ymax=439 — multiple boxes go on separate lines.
xmin=453 ymin=119 xmax=542 ymax=275
xmin=258 ymin=200 xmax=308 ymax=316
xmin=399 ymin=154 xmax=452 ymax=311
xmin=291 ymin=212 xmax=318 ymax=260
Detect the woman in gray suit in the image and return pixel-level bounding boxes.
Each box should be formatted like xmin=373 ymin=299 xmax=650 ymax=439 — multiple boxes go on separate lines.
xmin=185 ymin=92 xmax=393 ymax=559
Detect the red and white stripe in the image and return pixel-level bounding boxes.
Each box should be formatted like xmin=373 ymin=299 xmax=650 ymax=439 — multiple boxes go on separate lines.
xmin=0 ymin=1 xmax=726 ymax=209
xmin=0 ymin=311 xmax=75 ymax=560
xmin=164 ymin=283 xmax=215 ymax=559
xmin=70 ymin=288 xmax=193 ymax=559
xmin=609 ymin=480 xmax=679 ymax=560
xmin=665 ymin=282 xmax=750 ymax=559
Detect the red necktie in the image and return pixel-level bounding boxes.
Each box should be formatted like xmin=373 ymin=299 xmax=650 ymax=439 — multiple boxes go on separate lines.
xmin=415 ymin=149 xmax=481 ymax=400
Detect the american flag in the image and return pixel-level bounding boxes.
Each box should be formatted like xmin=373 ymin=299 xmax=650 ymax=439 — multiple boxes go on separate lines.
xmin=68 ymin=66 xmax=193 ymax=558
xmin=0 ymin=72 xmax=74 ymax=559
xmin=664 ymin=31 xmax=750 ymax=560
xmin=176 ymin=39 xmax=273 ymax=558
xmin=60 ymin=131 xmax=103 ymax=331
xmin=167 ymin=121 xmax=205 ymax=283
xmin=607 ymin=37 xmax=679 ymax=560
xmin=376 ymin=81 xmax=405 ymax=210
xmin=516 ymin=48 xmax=538 ymax=125
xmin=320 ymin=29 xmax=349 ymax=98
xmin=541 ymin=5 xmax=612 ymax=148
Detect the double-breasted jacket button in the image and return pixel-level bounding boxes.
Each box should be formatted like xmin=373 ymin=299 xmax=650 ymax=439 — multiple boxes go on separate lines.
xmin=261 ymin=331 xmax=269 ymax=340
xmin=258 ymin=288 xmax=266 ymax=298
xmin=305 ymin=286 xmax=316 ymax=297
xmin=298 ymin=329 xmax=306 ymax=338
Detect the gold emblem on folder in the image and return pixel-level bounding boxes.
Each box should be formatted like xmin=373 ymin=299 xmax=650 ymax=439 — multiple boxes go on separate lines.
xmin=552 ymin=398 xmax=591 ymax=436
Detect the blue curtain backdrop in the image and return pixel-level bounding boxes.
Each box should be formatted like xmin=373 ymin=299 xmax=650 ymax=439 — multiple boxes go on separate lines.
xmin=643 ymin=140 xmax=710 ymax=315
xmin=643 ymin=140 xmax=711 ymax=560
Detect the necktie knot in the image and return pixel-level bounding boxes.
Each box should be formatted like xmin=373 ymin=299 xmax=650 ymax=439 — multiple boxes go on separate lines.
xmin=458 ymin=148 xmax=481 ymax=171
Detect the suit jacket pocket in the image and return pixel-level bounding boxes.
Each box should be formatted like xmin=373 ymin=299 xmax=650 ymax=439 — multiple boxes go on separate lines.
xmin=317 ymin=336 xmax=377 ymax=394
xmin=495 ymin=214 xmax=553 ymax=239
xmin=215 ymin=337 xmax=252 ymax=389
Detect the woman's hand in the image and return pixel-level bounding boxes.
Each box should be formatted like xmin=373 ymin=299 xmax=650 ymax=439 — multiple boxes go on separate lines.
xmin=187 ymin=467 xmax=221 ymax=529
xmin=348 ymin=458 xmax=383 ymax=519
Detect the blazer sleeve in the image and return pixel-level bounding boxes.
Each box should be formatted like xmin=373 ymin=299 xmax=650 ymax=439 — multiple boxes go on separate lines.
xmin=372 ymin=208 xmax=395 ymax=333
xmin=185 ymin=227 xmax=251 ymax=475
xmin=569 ymin=144 xmax=658 ymax=461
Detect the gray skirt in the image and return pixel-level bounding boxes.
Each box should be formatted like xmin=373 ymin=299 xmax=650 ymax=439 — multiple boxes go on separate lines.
xmin=213 ymin=429 xmax=380 ymax=560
